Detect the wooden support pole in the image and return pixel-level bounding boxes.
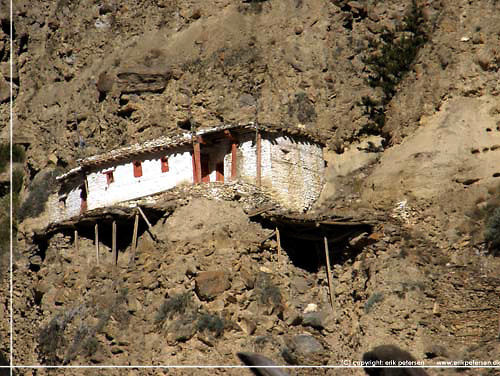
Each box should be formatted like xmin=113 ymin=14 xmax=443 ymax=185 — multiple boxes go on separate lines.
xmin=112 ymin=220 xmax=117 ymax=266
xmin=74 ymin=229 xmax=78 ymax=253
xmin=497 ymin=309 xmax=500 ymax=340
xmin=193 ymin=139 xmax=202 ymax=184
xmin=137 ymin=206 xmax=157 ymax=241
xmin=137 ymin=206 xmax=152 ymax=229
xmin=256 ymin=131 xmax=261 ymax=186
xmin=231 ymin=141 xmax=238 ymax=180
xmin=324 ymin=236 xmax=335 ymax=312
xmin=129 ymin=213 xmax=139 ymax=265
xmin=276 ymin=227 xmax=281 ymax=262
xmin=95 ymin=223 xmax=99 ymax=264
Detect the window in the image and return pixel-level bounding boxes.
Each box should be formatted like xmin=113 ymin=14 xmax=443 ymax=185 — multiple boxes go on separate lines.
xmin=105 ymin=170 xmax=114 ymax=185
xmin=133 ymin=161 xmax=143 ymax=177
xmin=161 ymin=156 xmax=169 ymax=173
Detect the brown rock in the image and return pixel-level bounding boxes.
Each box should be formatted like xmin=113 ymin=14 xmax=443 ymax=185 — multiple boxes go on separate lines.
xmin=195 ymin=271 xmax=231 ymax=301
xmin=239 ymin=317 xmax=257 ymax=335
xmin=0 ymin=78 xmax=9 ymax=103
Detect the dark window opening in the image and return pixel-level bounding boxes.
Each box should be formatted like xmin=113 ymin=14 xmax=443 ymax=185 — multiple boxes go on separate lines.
xmin=133 ymin=161 xmax=143 ymax=177
xmin=216 ymin=161 xmax=224 ymax=182
xmin=201 ymin=156 xmax=210 ymax=183
xmin=105 ymin=171 xmax=114 ymax=185
xmin=80 ymin=186 xmax=87 ymax=213
xmin=161 ymin=157 xmax=169 ymax=173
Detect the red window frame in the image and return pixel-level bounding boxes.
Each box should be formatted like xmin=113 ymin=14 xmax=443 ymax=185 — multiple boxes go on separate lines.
xmin=105 ymin=170 xmax=114 ymax=185
xmin=161 ymin=156 xmax=169 ymax=173
xmin=133 ymin=161 xmax=143 ymax=177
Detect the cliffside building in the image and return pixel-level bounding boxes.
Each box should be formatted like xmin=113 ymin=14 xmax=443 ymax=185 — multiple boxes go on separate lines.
xmin=49 ymin=124 xmax=325 ymax=224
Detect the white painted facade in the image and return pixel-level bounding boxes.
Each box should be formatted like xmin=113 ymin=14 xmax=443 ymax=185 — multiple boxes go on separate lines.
xmin=50 ymin=128 xmax=325 ymax=223
xmin=87 ymin=146 xmax=193 ymax=210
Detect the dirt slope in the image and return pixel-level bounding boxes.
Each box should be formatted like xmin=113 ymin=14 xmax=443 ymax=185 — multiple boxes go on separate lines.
xmin=1 ymin=0 xmax=500 ymax=373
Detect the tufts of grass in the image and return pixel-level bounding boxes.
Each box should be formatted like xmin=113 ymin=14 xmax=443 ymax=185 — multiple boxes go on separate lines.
xmin=155 ymin=292 xmax=192 ymax=324
xmin=0 ymin=143 xmax=25 ymax=173
xmin=196 ymin=312 xmax=225 ymax=337
xmin=364 ymin=292 xmax=384 ymax=313
xmin=255 ymin=272 xmax=283 ymax=312
xmin=485 ymin=207 xmax=500 ymax=255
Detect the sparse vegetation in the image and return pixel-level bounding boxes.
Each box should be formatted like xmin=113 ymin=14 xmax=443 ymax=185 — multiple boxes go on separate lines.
xmin=18 ymin=169 xmax=60 ymax=221
xmin=364 ymin=292 xmax=384 ymax=313
xmin=155 ymin=292 xmax=192 ymax=324
xmin=38 ymin=305 xmax=85 ymax=365
xmin=359 ymin=0 xmax=428 ymax=135
xmin=485 ymin=207 xmax=500 ymax=255
xmin=256 ymin=272 xmax=282 ymax=310
xmin=155 ymin=293 xmax=226 ymax=340
xmin=0 ymin=143 xmax=25 ymax=173
xmin=196 ymin=312 xmax=225 ymax=337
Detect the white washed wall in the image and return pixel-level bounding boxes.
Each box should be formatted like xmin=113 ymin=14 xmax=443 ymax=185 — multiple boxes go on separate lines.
xmin=65 ymin=186 xmax=83 ymax=218
xmin=268 ymin=134 xmax=324 ymax=211
xmin=87 ymin=147 xmax=193 ymax=210
xmin=48 ymin=179 xmax=84 ymax=223
xmin=50 ymin=131 xmax=325 ymax=223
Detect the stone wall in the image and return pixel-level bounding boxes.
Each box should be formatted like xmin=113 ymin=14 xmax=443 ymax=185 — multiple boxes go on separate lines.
xmin=268 ymin=133 xmax=324 ymax=211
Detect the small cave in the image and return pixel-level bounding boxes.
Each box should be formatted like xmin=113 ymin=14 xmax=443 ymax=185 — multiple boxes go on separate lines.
xmin=34 ymin=208 xmax=166 ymax=266
xmin=253 ymin=215 xmax=372 ymax=273
xmin=177 ymin=118 xmax=194 ymax=131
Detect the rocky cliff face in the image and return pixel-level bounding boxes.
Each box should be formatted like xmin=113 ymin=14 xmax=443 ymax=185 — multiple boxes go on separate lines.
xmin=2 ymin=0 xmax=500 ymax=372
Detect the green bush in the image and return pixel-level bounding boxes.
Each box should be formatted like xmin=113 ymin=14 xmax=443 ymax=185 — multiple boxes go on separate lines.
xmin=359 ymin=0 xmax=428 ymax=134
xmin=485 ymin=208 xmax=500 ymax=254
xmin=82 ymin=338 xmax=98 ymax=357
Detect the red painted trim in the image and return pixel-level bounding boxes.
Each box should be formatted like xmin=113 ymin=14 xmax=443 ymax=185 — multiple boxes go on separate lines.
xmin=256 ymin=132 xmax=261 ymax=186
xmin=161 ymin=157 xmax=169 ymax=173
xmin=133 ymin=161 xmax=143 ymax=177
xmin=105 ymin=171 xmax=114 ymax=185
xmin=231 ymin=141 xmax=237 ymax=180
xmin=192 ymin=152 xmax=197 ymax=183
xmin=193 ymin=142 xmax=201 ymax=183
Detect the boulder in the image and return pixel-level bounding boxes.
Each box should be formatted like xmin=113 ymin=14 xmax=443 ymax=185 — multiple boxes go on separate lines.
xmin=195 ymin=271 xmax=231 ymax=301
xmin=282 ymin=334 xmax=327 ymax=365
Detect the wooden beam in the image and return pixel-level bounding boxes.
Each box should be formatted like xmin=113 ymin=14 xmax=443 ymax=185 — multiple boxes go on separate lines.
xmin=324 ymin=236 xmax=335 ymax=312
xmin=231 ymin=141 xmax=238 ymax=180
xmin=74 ymin=229 xmax=78 ymax=253
xmin=112 ymin=220 xmax=117 ymax=266
xmin=95 ymin=223 xmax=99 ymax=265
xmin=129 ymin=213 xmax=139 ymax=265
xmin=137 ymin=206 xmax=157 ymax=241
xmin=276 ymin=227 xmax=281 ymax=262
xmin=223 ymin=130 xmax=237 ymax=141
xmin=256 ymin=131 xmax=261 ymax=186
xmin=497 ymin=309 xmax=500 ymax=340
xmin=197 ymin=135 xmax=207 ymax=145
xmin=137 ymin=206 xmax=152 ymax=229
xmin=193 ymin=140 xmax=202 ymax=184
